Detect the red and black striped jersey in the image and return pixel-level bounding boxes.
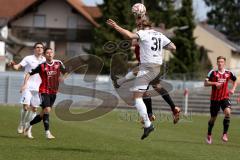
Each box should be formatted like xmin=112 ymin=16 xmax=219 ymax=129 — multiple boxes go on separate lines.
xmin=206 ymin=69 xmax=237 ymax=101
xmin=29 ymin=60 xmax=66 ymax=94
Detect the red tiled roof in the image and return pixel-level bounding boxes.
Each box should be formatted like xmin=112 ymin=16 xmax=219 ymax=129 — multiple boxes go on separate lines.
xmin=0 ymin=0 xmax=37 ymax=25
xmin=67 ymin=0 xmax=100 ymax=27
xmin=83 ymin=6 xmax=102 ymax=18
xmin=0 ymin=0 xmax=100 ymax=27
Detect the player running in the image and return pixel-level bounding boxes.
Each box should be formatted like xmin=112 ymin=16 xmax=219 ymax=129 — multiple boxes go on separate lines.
xmin=112 ymin=15 xmax=181 ymax=124
xmin=9 ymin=42 xmax=45 ymax=134
xmin=22 ymin=47 xmax=67 ymax=139
xmin=107 ymin=18 xmax=176 ymax=139
xmin=204 ymin=56 xmax=237 ymax=144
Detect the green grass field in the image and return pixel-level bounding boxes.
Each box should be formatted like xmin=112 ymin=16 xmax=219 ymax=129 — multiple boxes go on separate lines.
xmin=0 ymin=106 xmax=240 ymax=160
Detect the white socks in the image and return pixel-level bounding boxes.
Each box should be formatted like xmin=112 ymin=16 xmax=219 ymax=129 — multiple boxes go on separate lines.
xmin=46 ymin=130 xmax=50 ymax=135
xmin=20 ymin=108 xmax=29 ymax=126
xmin=117 ymin=71 xmax=136 ymax=86
xmin=28 ymin=111 xmax=37 ymax=122
xmin=134 ymin=98 xmax=151 ymax=128
xmin=24 ymin=111 xmax=37 ymax=128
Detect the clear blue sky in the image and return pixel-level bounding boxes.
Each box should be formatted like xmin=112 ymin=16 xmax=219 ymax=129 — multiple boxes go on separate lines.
xmin=83 ymin=0 xmax=210 ymax=21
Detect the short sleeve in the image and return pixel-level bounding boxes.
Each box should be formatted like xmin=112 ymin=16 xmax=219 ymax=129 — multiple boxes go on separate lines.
xmin=162 ymin=34 xmax=171 ymax=47
xmin=59 ymin=61 xmax=67 ymax=74
xmin=19 ymin=57 xmax=28 ymax=67
xmin=136 ymin=30 xmax=147 ymax=41
xmin=206 ymin=69 xmax=214 ymax=81
xmin=230 ymin=71 xmax=237 ymax=81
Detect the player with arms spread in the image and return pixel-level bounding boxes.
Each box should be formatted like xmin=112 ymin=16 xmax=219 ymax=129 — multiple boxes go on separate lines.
xmin=107 ymin=18 xmax=176 ymax=139
xmin=22 ymin=47 xmax=67 ymax=139
xmin=204 ymin=56 xmax=237 ymax=144
xmin=112 ymin=14 xmax=181 ymax=124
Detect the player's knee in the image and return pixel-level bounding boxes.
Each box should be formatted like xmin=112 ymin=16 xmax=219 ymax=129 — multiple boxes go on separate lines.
xmin=31 ymin=107 xmax=37 ymax=112
xmin=23 ymin=105 xmax=29 ymax=111
xmin=43 ymin=107 xmax=51 ymax=113
xmin=224 ymin=107 xmax=231 ymax=116
xmin=133 ymin=92 xmax=144 ymax=99
xmin=143 ymin=92 xmax=150 ymax=97
xmin=155 ymin=87 xmax=168 ymax=95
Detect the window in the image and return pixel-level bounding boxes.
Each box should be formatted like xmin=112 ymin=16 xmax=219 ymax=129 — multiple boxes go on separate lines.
xmin=33 ymin=15 xmax=46 ymax=27
xmin=67 ymin=17 xmax=78 ymax=29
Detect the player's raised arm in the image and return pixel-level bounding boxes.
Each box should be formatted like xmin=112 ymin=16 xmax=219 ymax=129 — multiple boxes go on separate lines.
xmin=164 ymin=42 xmax=176 ymax=52
xmin=106 ymin=19 xmax=139 ymax=39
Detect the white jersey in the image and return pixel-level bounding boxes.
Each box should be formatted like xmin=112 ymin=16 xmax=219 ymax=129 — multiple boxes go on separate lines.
xmin=20 ymin=55 xmax=46 ymax=91
xmin=136 ymin=29 xmax=171 ymax=64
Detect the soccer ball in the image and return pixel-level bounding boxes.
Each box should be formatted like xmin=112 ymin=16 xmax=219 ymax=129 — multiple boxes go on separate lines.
xmin=131 ymin=3 xmax=146 ymax=17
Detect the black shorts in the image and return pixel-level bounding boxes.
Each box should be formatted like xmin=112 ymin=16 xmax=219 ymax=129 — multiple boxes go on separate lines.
xmin=40 ymin=93 xmax=57 ymax=109
xmin=210 ymin=99 xmax=231 ymax=117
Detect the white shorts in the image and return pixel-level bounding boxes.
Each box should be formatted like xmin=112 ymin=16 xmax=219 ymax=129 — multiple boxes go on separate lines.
xmin=20 ymin=90 xmax=41 ymax=107
xmin=131 ymin=63 xmax=161 ymax=92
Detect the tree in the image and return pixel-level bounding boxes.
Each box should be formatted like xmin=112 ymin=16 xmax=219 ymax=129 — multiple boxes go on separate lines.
xmin=145 ymin=0 xmax=177 ymax=28
xmin=204 ymin=0 xmax=240 ymax=44
xmin=168 ymin=0 xmax=203 ymax=76
xmin=87 ymin=0 xmax=135 ymax=74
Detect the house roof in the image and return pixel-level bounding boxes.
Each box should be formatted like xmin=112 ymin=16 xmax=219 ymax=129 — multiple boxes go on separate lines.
xmin=198 ymin=22 xmax=240 ymax=52
xmin=0 ymin=0 xmax=100 ymax=27
xmin=67 ymin=0 xmax=99 ymax=27
xmin=83 ymin=6 xmax=102 ymax=19
xmin=0 ymin=0 xmax=37 ymax=26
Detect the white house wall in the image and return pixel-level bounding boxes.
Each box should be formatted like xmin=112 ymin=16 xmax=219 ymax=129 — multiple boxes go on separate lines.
xmin=11 ymin=0 xmax=92 ymax=29
xmin=194 ymin=25 xmax=232 ymax=69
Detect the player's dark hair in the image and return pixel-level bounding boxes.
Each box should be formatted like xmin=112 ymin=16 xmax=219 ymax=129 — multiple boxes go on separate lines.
xmin=44 ymin=47 xmax=53 ymax=54
xmin=217 ymin=56 xmax=226 ymax=61
xmin=34 ymin=42 xmax=44 ymax=49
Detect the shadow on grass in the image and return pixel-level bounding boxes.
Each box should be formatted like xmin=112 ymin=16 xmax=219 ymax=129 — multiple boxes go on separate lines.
xmin=40 ymin=147 xmax=93 ymax=153
xmin=0 ymin=134 xmax=22 ymax=139
xmin=155 ymin=138 xmax=240 ymax=148
xmin=39 ymin=146 xmax=129 ymax=155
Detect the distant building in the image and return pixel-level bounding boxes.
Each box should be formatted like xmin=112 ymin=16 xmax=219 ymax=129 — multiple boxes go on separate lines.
xmin=0 ymin=0 xmax=101 ymax=71
xmin=194 ymin=22 xmax=240 ymax=71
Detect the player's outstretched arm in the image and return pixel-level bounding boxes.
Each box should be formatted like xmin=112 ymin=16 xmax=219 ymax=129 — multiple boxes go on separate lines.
xmin=8 ymin=61 xmax=22 ymax=70
xmin=164 ymin=42 xmax=176 ymax=52
xmin=106 ymin=19 xmax=138 ymax=39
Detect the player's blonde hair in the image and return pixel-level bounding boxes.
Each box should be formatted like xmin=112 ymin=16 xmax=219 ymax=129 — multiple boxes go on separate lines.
xmin=217 ymin=56 xmax=226 ymax=61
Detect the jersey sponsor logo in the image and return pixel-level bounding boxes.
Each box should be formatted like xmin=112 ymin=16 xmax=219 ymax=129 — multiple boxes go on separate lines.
xmin=218 ymin=78 xmax=226 ymax=83
xmin=47 ymin=71 xmax=57 ymax=76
